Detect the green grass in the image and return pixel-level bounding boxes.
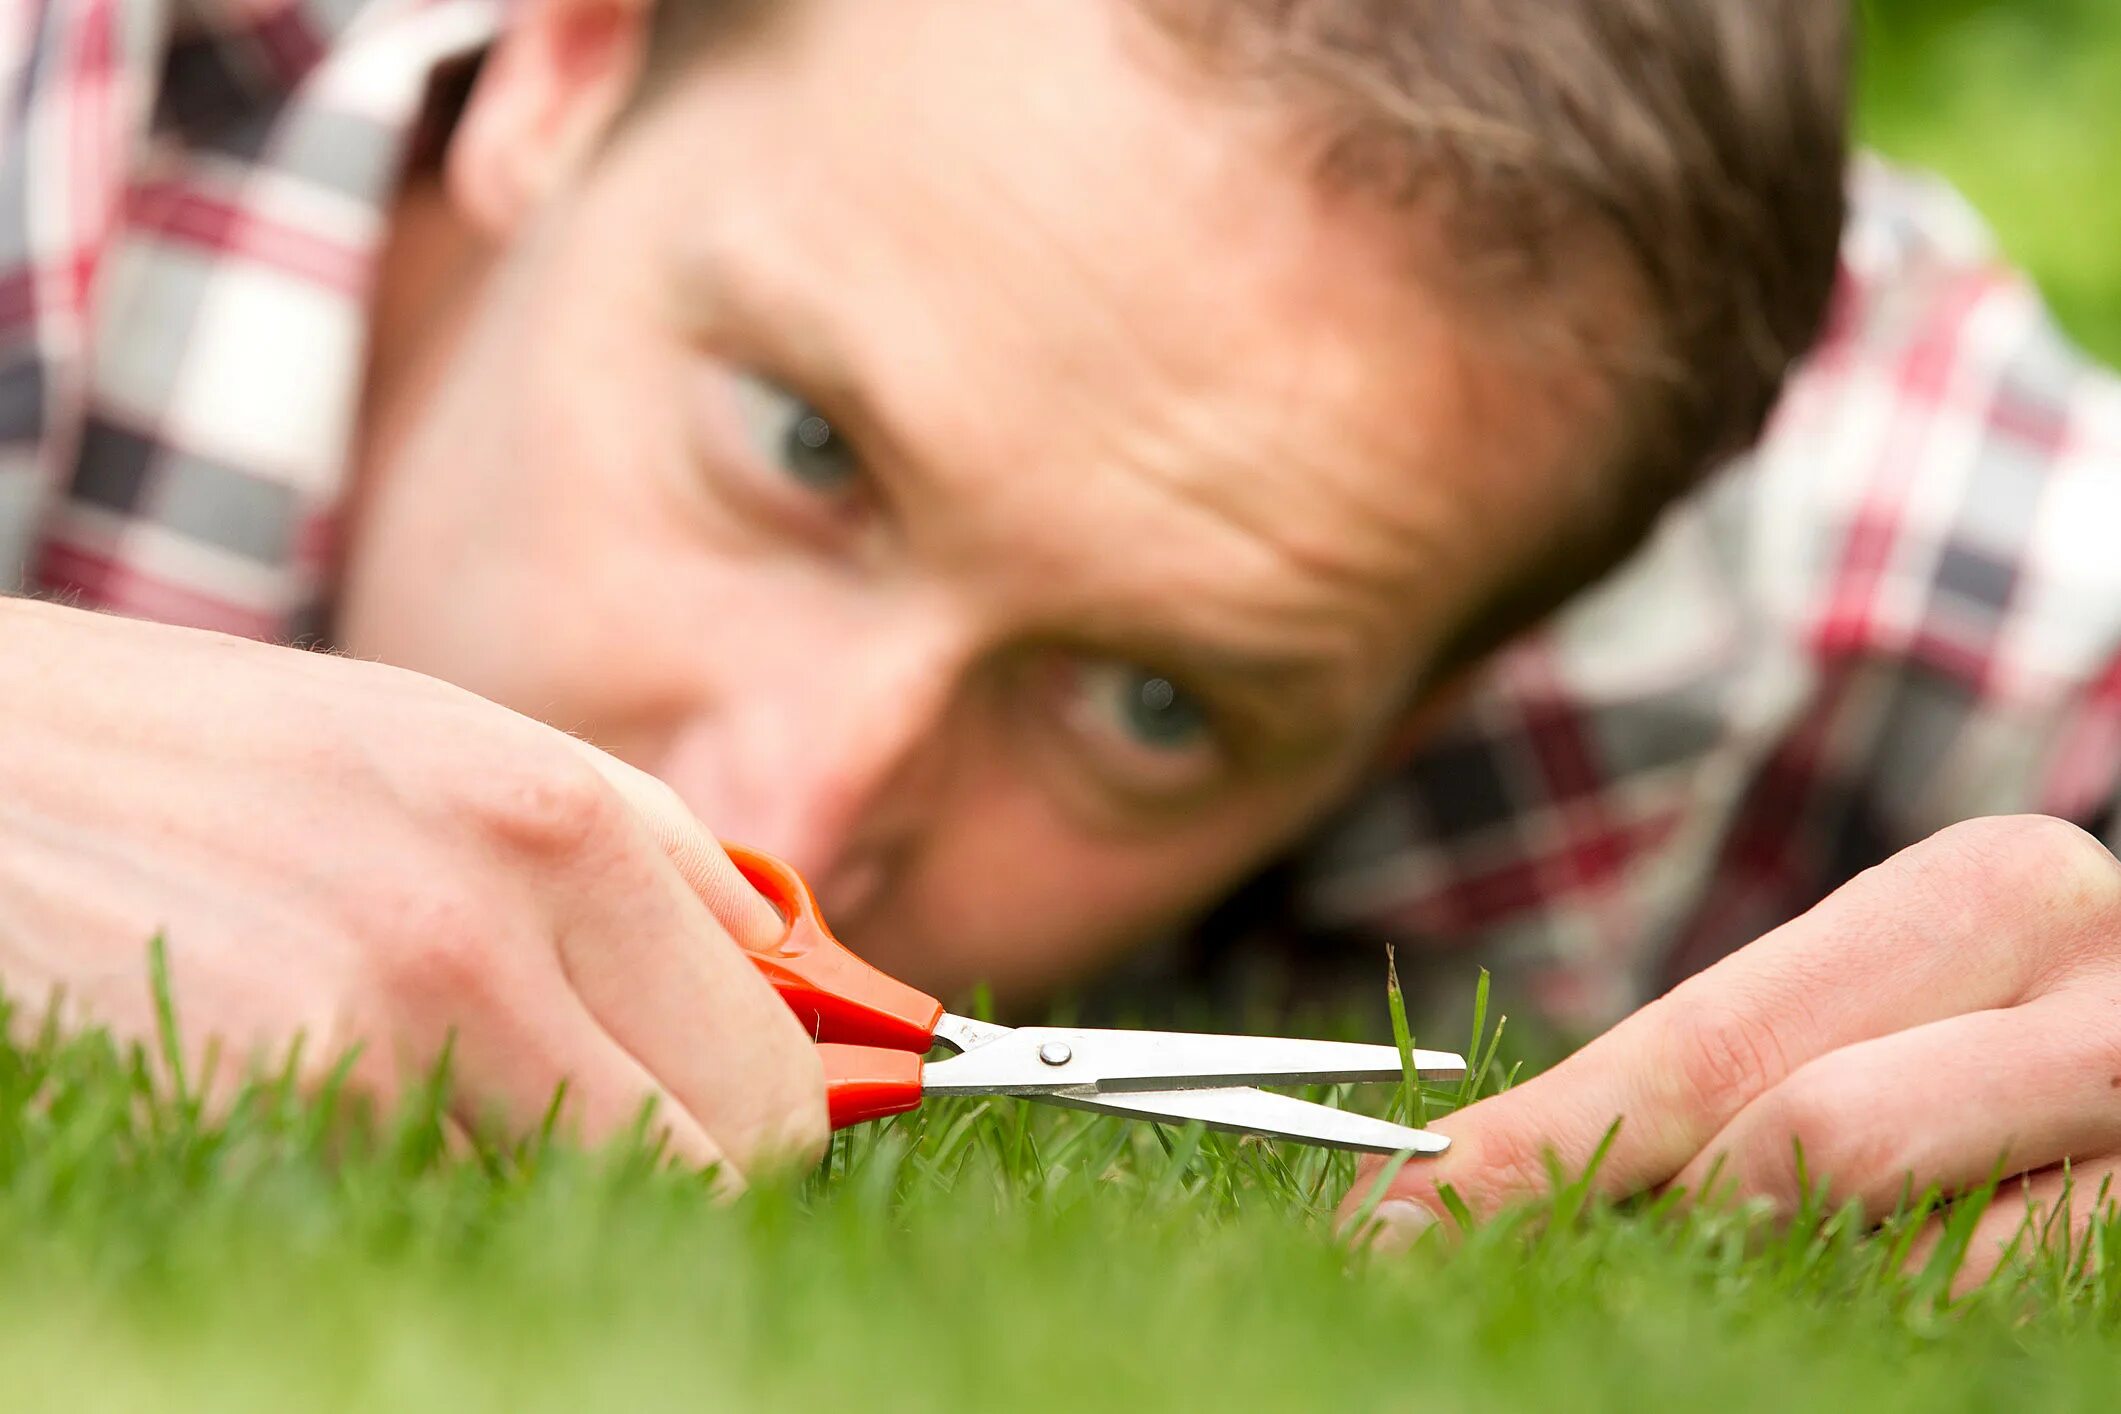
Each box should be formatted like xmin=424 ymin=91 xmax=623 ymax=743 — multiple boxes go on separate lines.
xmin=10 ymin=15 xmax=2121 ymax=1409
xmin=3 ymin=956 xmax=2119 ymax=1413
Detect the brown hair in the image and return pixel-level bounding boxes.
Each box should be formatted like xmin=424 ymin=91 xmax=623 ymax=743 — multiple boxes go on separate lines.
xmin=642 ymin=0 xmax=1853 ymax=673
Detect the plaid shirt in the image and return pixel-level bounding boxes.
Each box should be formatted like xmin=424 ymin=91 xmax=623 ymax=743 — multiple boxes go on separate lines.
xmin=7 ymin=1 xmax=2120 ymax=1034
xmin=0 ymin=0 xmax=492 ymax=635
xmin=1296 ymin=164 xmax=2121 ymax=1031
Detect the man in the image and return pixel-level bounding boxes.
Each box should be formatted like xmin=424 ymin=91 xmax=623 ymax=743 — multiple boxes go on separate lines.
xmin=3 ymin=0 xmax=2116 ymax=1280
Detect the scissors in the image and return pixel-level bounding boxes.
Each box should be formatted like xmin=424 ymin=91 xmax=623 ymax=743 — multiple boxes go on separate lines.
xmin=728 ymin=846 xmax=1465 ymax=1155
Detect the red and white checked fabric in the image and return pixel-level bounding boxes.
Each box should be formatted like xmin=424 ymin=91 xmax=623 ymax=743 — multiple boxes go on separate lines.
xmin=1296 ymin=160 xmax=2121 ymax=1031
xmin=5 ymin=3 xmax=2119 ymax=1033
xmin=0 ymin=0 xmax=495 ymax=637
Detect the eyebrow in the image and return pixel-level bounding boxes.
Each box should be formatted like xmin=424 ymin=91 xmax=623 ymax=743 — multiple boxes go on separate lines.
xmin=681 ymin=249 xmax=923 ymax=464
xmin=1093 ymin=630 xmax=1376 ymax=762
xmin=682 ymin=248 xmax=1386 ymax=761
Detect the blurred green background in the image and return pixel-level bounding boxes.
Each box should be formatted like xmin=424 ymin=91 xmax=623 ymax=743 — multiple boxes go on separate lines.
xmin=1863 ymin=0 xmax=2121 ymax=364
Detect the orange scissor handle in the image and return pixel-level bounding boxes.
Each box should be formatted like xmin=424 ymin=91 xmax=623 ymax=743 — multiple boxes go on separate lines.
xmin=725 ymin=847 xmax=941 ymax=1076
xmin=814 ymin=1044 xmax=926 ymax=1129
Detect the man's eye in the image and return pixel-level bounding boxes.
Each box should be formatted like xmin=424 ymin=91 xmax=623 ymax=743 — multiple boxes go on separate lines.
xmin=730 ymin=372 xmax=862 ymax=497
xmin=1103 ymin=668 xmax=1210 ymax=751
xmin=1057 ymin=659 xmax=1221 ymax=788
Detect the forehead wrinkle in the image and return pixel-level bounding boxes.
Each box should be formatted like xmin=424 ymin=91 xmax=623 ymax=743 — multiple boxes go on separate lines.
xmin=878 ymin=165 xmax=1466 ymax=683
xmin=766 ymin=85 xmax=1404 ymax=621
xmin=701 ymin=0 xmax=1472 ymax=575
xmin=831 ymin=160 xmax=1461 ymax=704
xmin=1132 ymin=235 xmax=1502 ymax=600
xmin=884 ymin=131 xmax=1495 ymax=670
xmin=694 ymin=200 xmax=1460 ymax=652
xmin=780 ymin=0 xmax=1448 ymax=491
xmin=1046 ymin=295 xmax=1492 ymax=685
xmin=1090 ymin=434 xmax=1444 ymax=687
xmin=950 ymin=378 xmax=1432 ymax=728
xmin=689 ymin=215 xmax=1402 ymax=703
xmin=656 ymin=0 xmax=1498 ymax=712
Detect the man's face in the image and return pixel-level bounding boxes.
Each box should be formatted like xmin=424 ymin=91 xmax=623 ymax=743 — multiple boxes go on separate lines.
xmin=339 ymin=0 xmax=1590 ymax=1001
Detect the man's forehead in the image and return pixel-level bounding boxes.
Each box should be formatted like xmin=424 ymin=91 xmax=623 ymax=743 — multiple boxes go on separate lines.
xmin=633 ymin=0 xmax=1584 ymax=701
xmin=675 ymin=216 xmax=1502 ymax=690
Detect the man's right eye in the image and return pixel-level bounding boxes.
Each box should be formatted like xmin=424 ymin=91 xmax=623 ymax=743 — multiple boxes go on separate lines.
xmin=730 ymin=371 xmax=865 ymax=500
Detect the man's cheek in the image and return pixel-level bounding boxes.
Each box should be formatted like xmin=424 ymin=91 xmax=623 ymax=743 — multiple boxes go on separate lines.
xmin=924 ymin=837 xmax=1227 ymax=999
xmin=855 ymin=832 xmax=1116 ymax=998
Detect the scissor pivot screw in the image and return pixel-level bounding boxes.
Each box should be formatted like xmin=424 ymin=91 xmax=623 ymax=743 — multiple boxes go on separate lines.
xmin=1037 ymin=1041 xmax=1073 ymax=1067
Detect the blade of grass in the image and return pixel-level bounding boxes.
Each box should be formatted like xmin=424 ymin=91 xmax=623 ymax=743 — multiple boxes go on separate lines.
xmin=147 ymin=933 xmax=186 ymax=1108
xmin=1457 ymin=968 xmax=1490 ymax=1108
xmin=1385 ymin=946 xmax=1425 ymax=1129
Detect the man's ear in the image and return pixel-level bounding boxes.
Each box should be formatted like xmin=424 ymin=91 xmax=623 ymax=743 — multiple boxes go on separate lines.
xmin=445 ymin=0 xmax=650 ymax=239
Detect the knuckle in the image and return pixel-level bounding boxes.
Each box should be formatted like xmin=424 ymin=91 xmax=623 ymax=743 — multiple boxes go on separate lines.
xmin=767 ymin=1009 xmax=832 ymax=1143
xmin=780 ymin=1051 xmax=833 ymax=1164
xmin=364 ymin=887 xmax=506 ymax=1013
xmin=1746 ymin=1066 xmax=1877 ymax=1197
xmin=1921 ymin=815 xmax=2121 ymax=914
xmin=1813 ymin=816 xmax=2121 ymax=996
xmin=461 ymin=752 xmax=626 ymax=864
xmin=1893 ymin=818 xmax=2121 ymax=988
xmin=1659 ymin=999 xmax=1790 ymax=1125
xmin=1458 ymin=1116 xmax=1558 ymax=1208
xmin=724 ymin=1037 xmax=831 ymax=1173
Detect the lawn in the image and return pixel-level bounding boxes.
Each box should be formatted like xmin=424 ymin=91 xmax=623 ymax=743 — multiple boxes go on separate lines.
xmin=4 ymin=961 xmax=2118 ymax=1413
xmin=12 ymin=9 xmax=2121 ymax=1412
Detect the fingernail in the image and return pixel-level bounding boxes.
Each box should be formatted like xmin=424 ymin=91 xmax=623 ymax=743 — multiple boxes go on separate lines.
xmin=1358 ymin=1199 xmax=1440 ymax=1255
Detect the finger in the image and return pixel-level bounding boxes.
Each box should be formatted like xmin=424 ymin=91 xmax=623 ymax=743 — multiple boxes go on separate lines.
xmin=440 ymin=971 xmax=738 ymax=1192
xmin=1345 ymin=816 xmax=2121 ymax=1223
xmin=1906 ymin=1156 xmax=2121 ymax=1299
xmin=555 ymin=806 xmax=829 ymax=1176
xmin=558 ymin=735 xmax=786 ymax=949
xmin=1671 ymin=990 xmax=2121 ymax=1216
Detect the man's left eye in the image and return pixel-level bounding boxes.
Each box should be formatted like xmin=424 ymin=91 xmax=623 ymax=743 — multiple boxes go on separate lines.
xmin=1098 ymin=666 xmax=1211 ymax=753
xmin=730 ymin=372 xmax=863 ymax=497
xmin=1052 ymin=658 xmax=1224 ymax=799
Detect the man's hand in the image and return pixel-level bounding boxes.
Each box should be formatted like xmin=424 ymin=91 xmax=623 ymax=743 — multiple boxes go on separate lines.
xmin=0 ymin=598 xmax=826 ymax=1188
xmin=1342 ymin=815 xmax=2121 ymax=1285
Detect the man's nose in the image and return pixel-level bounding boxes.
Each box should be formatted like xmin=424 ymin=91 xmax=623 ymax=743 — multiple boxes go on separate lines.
xmin=654 ymin=611 xmax=971 ymax=922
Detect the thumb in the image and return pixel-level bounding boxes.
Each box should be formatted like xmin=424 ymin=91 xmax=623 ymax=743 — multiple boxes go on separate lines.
xmin=1336 ymin=1089 xmax=1582 ymax=1236
xmin=558 ymin=735 xmax=788 ymax=950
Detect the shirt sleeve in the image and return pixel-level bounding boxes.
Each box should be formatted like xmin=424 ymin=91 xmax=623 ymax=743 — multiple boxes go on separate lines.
xmin=0 ymin=0 xmax=173 ymax=587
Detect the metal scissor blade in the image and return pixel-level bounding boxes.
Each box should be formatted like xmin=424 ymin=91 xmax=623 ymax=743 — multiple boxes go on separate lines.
xmin=1038 ymin=1085 xmax=1451 ymax=1156
xmin=921 ymin=1023 xmax=1464 ymax=1095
